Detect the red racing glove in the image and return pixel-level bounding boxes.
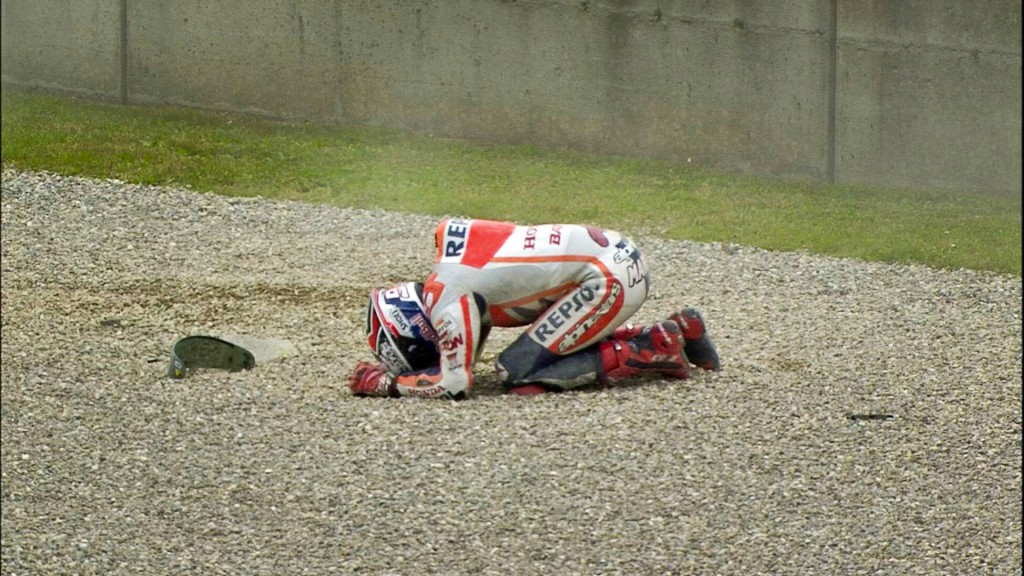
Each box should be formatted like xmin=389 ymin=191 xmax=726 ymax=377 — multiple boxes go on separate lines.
xmin=348 ymin=361 xmax=399 ymax=397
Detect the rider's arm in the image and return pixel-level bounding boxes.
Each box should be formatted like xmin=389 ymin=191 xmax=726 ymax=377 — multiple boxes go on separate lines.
xmin=390 ymin=291 xmax=481 ymax=399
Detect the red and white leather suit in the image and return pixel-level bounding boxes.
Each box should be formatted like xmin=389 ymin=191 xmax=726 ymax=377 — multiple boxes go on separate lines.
xmin=387 ymin=218 xmax=650 ymax=398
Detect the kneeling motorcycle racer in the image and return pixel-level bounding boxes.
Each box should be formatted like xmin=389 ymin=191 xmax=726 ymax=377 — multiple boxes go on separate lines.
xmin=350 ymin=218 xmax=720 ymax=399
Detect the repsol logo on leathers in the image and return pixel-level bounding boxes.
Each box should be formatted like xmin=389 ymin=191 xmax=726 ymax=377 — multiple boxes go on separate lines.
xmin=444 ymin=220 xmax=469 ymax=258
xmin=531 ymin=283 xmax=598 ymax=343
xmin=556 ymin=281 xmax=622 ymax=353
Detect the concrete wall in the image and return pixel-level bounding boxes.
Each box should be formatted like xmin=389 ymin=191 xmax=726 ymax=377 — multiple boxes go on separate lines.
xmin=837 ymin=1 xmax=1022 ymax=193
xmin=0 ymin=0 xmax=121 ymax=97
xmin=2 ymin=0 xmax=1020 ymax=194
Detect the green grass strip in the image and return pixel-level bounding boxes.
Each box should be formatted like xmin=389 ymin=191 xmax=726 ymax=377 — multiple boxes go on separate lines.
xmin=3 ymin=89 xmax=1020 ymax=275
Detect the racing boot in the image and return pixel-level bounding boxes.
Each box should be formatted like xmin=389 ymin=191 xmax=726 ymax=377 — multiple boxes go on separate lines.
xmin=668 ymin=308 xmax=721 ymax=371
xmin=599 ymin=321 xmax=690 ymax=382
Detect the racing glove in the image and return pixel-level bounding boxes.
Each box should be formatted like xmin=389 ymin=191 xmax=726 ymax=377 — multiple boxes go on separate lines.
xmin=348 ymin=361 xmax=400 ymax=397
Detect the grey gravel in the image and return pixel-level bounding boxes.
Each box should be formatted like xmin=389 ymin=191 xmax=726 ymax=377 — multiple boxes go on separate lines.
xmin=2 ymin=168 xmax=1021 ymax=576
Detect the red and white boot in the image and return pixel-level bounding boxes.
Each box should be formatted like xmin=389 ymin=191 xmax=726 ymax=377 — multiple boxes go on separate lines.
xmin=668 ymin=308 xmax=721 ymax=371
xmin=599 ymin=321 xmax=690 ymax=382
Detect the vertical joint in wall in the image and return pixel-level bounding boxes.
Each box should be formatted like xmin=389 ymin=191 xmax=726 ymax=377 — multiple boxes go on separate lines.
xmin=119 ymin=0 xmax=128 ymax=104
xmin=826 ymin=0 xmax=838 ymax=184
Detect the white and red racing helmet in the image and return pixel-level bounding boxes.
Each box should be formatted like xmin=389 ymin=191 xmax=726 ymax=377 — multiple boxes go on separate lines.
xmin=365 ymin=282 xmax=440 ymax=374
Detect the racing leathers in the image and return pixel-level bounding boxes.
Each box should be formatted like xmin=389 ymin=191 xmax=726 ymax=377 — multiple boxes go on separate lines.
xmin=350 ymin=218 xmax=719 ymax=399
